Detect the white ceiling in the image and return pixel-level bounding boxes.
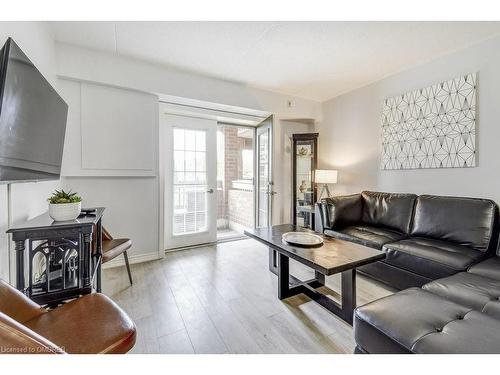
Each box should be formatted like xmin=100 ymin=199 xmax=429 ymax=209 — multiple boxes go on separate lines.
xmin=50 ymin=21 xmax=500 ymax=102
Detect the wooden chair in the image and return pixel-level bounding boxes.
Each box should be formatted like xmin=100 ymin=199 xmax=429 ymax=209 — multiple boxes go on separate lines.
xmin=100 ymin=227 xmax=133 ymax=287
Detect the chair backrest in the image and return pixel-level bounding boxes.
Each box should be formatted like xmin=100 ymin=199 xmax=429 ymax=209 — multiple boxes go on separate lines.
xmin=361 ymin=191 xmax=417 ymax=234
xmin=92 ymin=225 xmax=114 ymax=253
xmin=102 ymin=226 xmax=114 ymax=240
xmin=411 ymin=195 xmax=498 ymax=251
xmin=320 ymin=193 xmax=363 ymax=229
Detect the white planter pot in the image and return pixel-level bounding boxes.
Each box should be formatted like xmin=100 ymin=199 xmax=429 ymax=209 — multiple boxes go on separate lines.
xmin=48 ymin=202 xmax=82 ymax=221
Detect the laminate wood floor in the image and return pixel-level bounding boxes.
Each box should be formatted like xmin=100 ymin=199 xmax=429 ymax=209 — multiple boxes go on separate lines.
xmin=102 ymin=239 xmax=395 ymax=354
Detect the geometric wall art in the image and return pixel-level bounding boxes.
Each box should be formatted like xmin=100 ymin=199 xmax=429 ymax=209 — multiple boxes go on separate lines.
xmin=381 ymin=73 xmax=477 ymax=170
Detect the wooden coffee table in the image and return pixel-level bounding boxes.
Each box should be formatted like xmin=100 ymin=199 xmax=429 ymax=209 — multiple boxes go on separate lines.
xmin=244 ymin=224 xmax=385 ymax=325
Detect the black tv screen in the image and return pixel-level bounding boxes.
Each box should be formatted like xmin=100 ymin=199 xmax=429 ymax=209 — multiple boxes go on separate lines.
xmin=0 ymin=37 xmax=68 ymax=183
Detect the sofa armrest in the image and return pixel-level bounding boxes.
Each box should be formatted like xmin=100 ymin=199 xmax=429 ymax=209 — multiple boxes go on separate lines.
xmin=315 ymin=203 xmax=326 ymax=233
xmin=0 ymin=311 xmax=64 ymax=354
xmin=25 ymin=293 xmax=136 ymax=354
xmin=319 ymin=193 xmax=363 ymax=230
xmin=0 ymin=279 xmax=46 ymax=324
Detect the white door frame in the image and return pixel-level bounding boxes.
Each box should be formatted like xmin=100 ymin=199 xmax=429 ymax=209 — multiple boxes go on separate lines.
xmin=255 ymin=115 xmax=275 ymax=227
xmin=159 ymin=109 xmax=218 ymax=250
xmin=159 ymin=101 xmax=273 ymax=253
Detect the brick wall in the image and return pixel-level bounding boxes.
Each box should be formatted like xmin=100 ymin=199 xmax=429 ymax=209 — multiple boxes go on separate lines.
xmin=228 ymin=189 xmax=253 ymax=228
xmin=217 ymin=126 xmax=254 ymax=229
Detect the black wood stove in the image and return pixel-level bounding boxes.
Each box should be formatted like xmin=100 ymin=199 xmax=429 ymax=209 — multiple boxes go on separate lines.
xmin=7 ymin=207 xmax=105 ymax=306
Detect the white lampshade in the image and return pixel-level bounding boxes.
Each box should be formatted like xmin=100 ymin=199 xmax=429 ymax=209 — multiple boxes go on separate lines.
xmin=315 ymin=169 xmax=338 ymax=184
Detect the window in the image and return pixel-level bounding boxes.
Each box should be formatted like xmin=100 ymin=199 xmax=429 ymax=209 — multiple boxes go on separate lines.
xmin=172 ymin=128 xmax=208 ymax=235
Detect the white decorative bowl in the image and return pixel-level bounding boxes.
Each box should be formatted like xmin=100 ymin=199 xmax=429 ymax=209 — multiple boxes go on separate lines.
xmin=49 ymin=202 xmax=81 ymax=221
xmin=282 ymin=232 xmax=324 ymax=247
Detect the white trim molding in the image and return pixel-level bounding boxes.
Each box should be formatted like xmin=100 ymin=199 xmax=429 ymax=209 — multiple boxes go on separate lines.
xmin=102 ymin=251 xmax=161 ymax=269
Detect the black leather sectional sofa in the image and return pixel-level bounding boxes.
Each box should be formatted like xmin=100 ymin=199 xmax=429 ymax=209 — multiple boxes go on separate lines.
xmin=317 ymin=191 xmax=500 ymax=353
xmin=353 ymin=255 xmax=500 ymax=353
xmin=318 ymin=191 xmax=499 ymax=290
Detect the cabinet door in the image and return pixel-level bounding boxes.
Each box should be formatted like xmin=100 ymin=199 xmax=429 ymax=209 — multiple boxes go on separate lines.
xmin=292 ymin=133 xmax=318 ymax=228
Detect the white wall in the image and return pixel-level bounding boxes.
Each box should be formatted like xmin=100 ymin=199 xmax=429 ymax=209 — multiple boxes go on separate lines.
xmin=57 ymin=77 xmax=161 ymax=265
xmin=277 ymin=120 xmax=315 ymax=224
xmin=62 ymin=176 xmax=159 ymax=264
xmin=58 ymin=79 xmax=158 ymax=177
xmin=317 ymin=34 xmax=500 ymax=204
xmin=0 ymin=22 xmax=61 ymax=281
xmin=56 ymin=43 xmax=321 ymax=121
xmin=55 ymin=43 xmax=322 ymax=266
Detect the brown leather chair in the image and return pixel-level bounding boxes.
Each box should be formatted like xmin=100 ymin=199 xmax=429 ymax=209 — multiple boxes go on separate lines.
xmin=101 ymin=227 xmax=133 ymax=286
xmin=0 ymin=279 xmax=136 ymax=354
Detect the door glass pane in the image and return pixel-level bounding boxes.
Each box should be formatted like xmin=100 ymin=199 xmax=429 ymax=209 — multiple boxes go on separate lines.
xmin=174 ymin=150 xmax=184 ymax=171
xmin=185 ymin=130 xmax=196 ymax=151
xmin=196 ymin=131 xmax=206 ymax=151
xmin=173 ymin=128 xmax=185 ymax=150
xmin=185 ymin=151 xmax=196 ymax=171
xmin=257 ymin=129 xmax=269 ymax=227
xmin=173 ymin=128 xmax=208 ymax=235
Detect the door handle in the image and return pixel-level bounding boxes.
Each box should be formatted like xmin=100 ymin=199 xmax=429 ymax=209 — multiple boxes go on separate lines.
xmin=267 ymin=191 xmax=277 ymax=195
xmin=207 ymin=189 xmax=214 ymax=194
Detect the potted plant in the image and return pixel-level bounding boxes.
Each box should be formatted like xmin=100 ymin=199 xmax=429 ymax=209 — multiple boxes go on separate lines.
xmin=48 ymin=189 xmax=82 ymax=221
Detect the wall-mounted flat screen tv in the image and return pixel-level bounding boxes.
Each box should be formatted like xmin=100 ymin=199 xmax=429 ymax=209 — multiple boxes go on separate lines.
xmin=0 ymin=37 xmax=68 ymax=183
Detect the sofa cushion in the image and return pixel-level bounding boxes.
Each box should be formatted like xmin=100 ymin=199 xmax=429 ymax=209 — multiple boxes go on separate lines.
xmin=383 ymin=237 xmax=485 ymax=280
xmin=358 ymin=261 xmax=432 ymax=290
xmin=361 ymin=191 xmax=417 ymax=234
xmin=468 ymin=257 xmax=500 ymax=281
xmin=324 ymin=225 xmax=405 ymax=249
xmin=411 ymin=310 xmax=500 ymax=354
xmin=423 ymin=272 xmax=500 ymax=319
xmin=322 ymin=193 xmax=362 ymax=228
xmin=410 ymin=195 xmax=497 ymax=251
xmin=354 ymin=288 xmax=472 ymax=353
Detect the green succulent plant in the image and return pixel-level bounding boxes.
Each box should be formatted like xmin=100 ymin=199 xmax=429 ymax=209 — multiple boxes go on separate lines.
xmin=48 ymin=189 xmax=82 ymax=204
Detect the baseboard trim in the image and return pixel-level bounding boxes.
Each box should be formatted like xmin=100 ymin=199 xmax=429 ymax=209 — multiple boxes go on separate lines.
xmin=102 ymin=251 xmax=161 ymax=269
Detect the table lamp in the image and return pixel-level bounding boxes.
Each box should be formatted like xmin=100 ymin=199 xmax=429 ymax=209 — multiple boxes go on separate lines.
xmin=315 ymin=169 xmax=338 ymax=200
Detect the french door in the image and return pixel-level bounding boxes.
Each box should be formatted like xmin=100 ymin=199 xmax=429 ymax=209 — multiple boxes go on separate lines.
xmin=163 ymin=114 xmax=217 ymax=249
xmin=256 ymin=116 xmax=274 ymax=227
